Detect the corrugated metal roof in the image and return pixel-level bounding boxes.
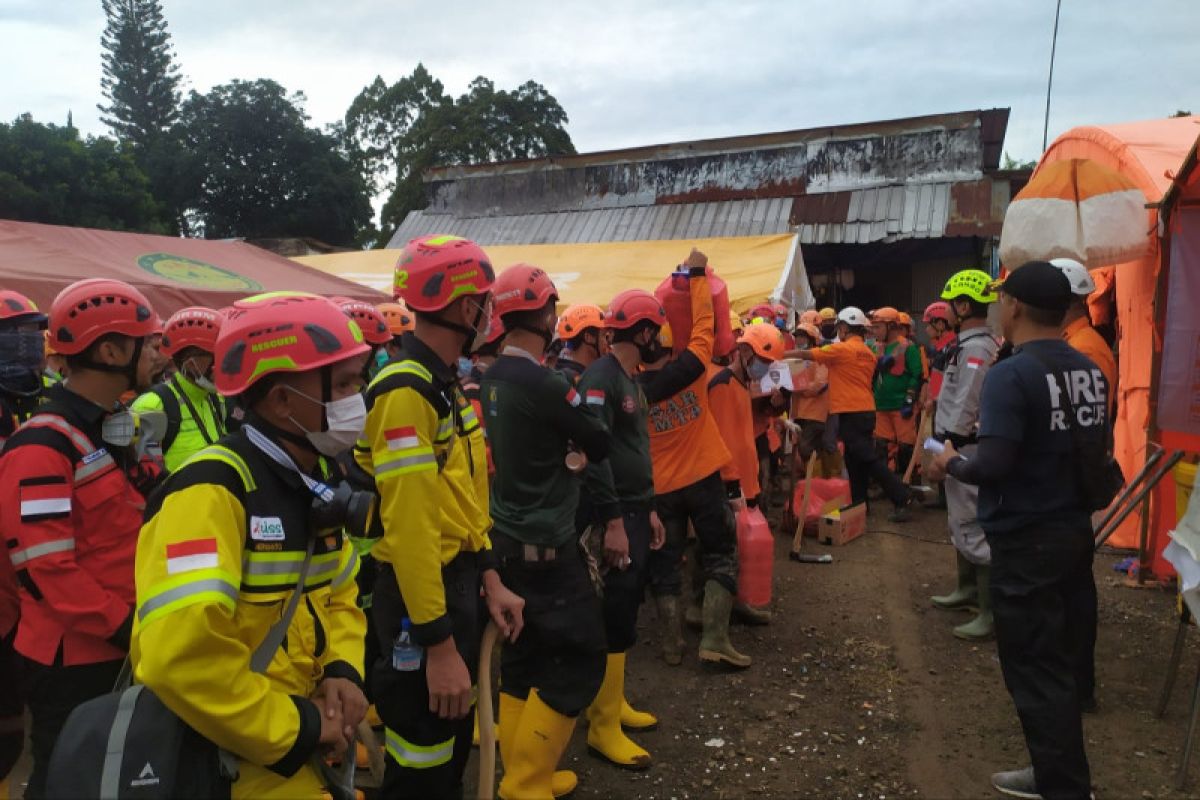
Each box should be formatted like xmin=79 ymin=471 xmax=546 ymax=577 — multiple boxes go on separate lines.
xmin=390 ymin=182 xmax=962 ymax=248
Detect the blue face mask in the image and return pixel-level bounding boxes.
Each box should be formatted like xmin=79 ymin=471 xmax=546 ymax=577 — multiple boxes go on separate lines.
xmin=747 ymin=358 xmax=770 ymax=381
xmin=457 ymin=357 xmax=473 ymax=379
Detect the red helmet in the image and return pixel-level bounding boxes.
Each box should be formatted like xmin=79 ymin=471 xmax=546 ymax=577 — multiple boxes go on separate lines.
xmin=377 ymin=301 xmax=415 ymax=336
xmin=335 ymin=298 xmax=391 ymax=346
xmin=49 ymin=278 xmax=157 ymax=356
xmin=161 ymin=307 xmax=222 ymax=358
xmin=215 ymin=292 xmax=370 ymax=396
xmin=394 ymin=235 xmax=495 ymax=312
xmin=492 ymin=264 xmax=558 ymax=318
xmin=740 ymin=322 xmax=785 ymax=361
xmin=484 ymin=310 xmax=506 ymax=346
xmin=795 ymin=323 xmax=821 ymax=343
xmin=605 ymin=289 xmax=667 ymax=331
xmin=923 ymin=301 xmax=952 ymax=324
xmin=556 ymin=304 xmax=605 ymax=340
xmin=0 ymin=290 xmax=47 ymax=328
xmin=749 ymin=303 xmax=775 ymax=320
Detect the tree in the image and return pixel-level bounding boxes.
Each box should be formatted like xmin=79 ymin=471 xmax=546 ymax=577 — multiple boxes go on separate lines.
xmin=345 ymin=64 xmax=576 ymax=237
xmin=1002 ymin=151 xmax=1037 ymax=170
xmin=98 ymin=0 xmax=182 ymax=153
xmin=1171 ymin=110 xmax=1193 ymax=118
xmin=0 ymin=114 xmax=165 ymax=232
xmin=177 ymin=79 xmax=372 ymax=246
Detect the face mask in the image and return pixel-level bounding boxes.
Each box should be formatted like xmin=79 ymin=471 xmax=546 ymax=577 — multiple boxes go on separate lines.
xmin=637 ymin=338 xmax=665 ymax=364
xmin=464 ymin=297 xmax=492 ymax=355
xmin=747 ymin=358 xmax=770 ymax=381
xmin=457 ymin=357 xmax=474 ymax=379
xmin=102 ymin=409 xmax=136 ymax=447
xmin=0 ymin=329 xmax=46 ymax=397
xmin=287 ymin=388 xmax=368 ymax=457
xmin=183 ymin=358 xmax=217 ymax=394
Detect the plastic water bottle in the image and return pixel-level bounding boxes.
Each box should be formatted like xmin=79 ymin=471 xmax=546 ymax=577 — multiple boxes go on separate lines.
xmin=392 ymin=618 xmax=422 ymax=672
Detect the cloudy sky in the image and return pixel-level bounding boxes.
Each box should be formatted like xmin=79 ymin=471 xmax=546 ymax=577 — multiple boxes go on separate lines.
xmin=1 ymin=0 xmax=1195 ymax=164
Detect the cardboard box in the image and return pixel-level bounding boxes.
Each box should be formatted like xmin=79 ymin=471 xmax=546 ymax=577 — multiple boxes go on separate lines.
xmin=818 ymin=502 xmax=868 ymax=546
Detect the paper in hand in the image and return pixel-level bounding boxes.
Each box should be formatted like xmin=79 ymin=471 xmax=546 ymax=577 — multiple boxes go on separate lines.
xmin=759 ymin=361 xmax=794 ymax=394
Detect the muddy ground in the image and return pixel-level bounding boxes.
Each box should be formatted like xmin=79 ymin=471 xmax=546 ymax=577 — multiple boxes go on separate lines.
xmin=513 ymin=500 xmax=1200 ymax=800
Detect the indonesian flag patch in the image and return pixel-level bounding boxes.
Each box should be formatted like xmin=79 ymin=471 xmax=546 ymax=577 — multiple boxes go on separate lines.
xmin=385 ymin=426 xmax=420 ymax=451
xmin=166 ymin=538 xmax=219 ymax=575
xmin=19 ymin=480 xmax=71 ymax=522
xmin=586 ymin=390 xmax=605 ymax=406
xmin=966 ymin=357 xmax=984 ymax=370
xmin=565 ymin=388 xmax=581 ymax=407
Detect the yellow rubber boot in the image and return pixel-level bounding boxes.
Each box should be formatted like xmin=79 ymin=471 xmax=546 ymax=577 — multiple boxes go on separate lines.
xmin=499 ymin=692 xmax=577 ymax=797
xmin=586 ymin=653 xmax=652 ymax=770
xmin=620 ymin=697 xmax=658 ymax=731
xmin=498 ymin=689 xmax=579 ymax=800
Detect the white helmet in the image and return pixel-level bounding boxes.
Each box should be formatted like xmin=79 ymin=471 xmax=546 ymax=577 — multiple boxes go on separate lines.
xmin=1050 ymin=258 xmax=1095 ymax=296
xmin=837 ymin=306 xmax=870 ymax=327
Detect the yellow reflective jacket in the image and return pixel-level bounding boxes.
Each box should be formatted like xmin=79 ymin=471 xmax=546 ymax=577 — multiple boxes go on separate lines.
xmin=132 ymin=373 xmax=229 ymax=473
xmin=355 ymin=334 xmax=492 ymax=646
xmin=132 ymin=427 xmax=364 ymax=800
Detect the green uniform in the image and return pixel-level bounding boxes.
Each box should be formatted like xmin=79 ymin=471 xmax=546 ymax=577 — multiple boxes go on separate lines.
xmin=575 ymin=354 xmax=652 ymax=518
xmin=482 ymin=349 xmax=611 ymax=547
xmin=132 ymin=373 xmax=229 ymax=472
xmin=872 ymin=339 xmax=922 ymax=412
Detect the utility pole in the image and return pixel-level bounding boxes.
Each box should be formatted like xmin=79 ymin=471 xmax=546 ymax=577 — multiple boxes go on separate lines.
xmin=1043 ymin=0 xmax=1063 ymax=152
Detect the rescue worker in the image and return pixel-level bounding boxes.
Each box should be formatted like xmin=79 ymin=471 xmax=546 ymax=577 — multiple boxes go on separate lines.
xmin=708 ymin=322 xmax=762 ymax=512
xmin=790 ymin=322 xmax=834 ymax=475
xmin=818 ymin=307 xmax=838 ymax=344
xmin=870 ymin=307 xmax=922 ymax=479
xmin=575 ymin=282 xmax=672 ymax=770
xmin=43 ymin=333 xmax=67 ymax=386
xmin=642 ymin=254 xmax=754 ymax=671
xmin=461 ymin=312 xmax=504 ymax=479
xmin=377 ymin=300 xmax=416 ymax=363
xmin=482 ymin=264 xmax=612 ymax=800
xmin=792 ymin=308 xmax=915 ymax=518
xmin=131 ymin=306 xmax=228 ymax=472
xmin=356 ymin=234 xmax=525 ymax=799
xmin=928 ymin=270 xmax=1000 ymax=641
xmin=335 ymin=298 xmax=392 ymax=380
xmin=133 ymin=292 xmax=370 ymax=798
xmin=0 ymin=278 xmax=160 ymax=799
xmin=922 ymin=301 xmax=957 ymax=412
xmin=1052 ymin=258 xmax=1117 ymax=402
xmin=555 ymin=304 xmax=607 ymax=385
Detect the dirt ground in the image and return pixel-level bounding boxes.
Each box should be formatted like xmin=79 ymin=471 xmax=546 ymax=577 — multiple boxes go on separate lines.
xmin=508 ymin=499 xmax=1200 ymax=800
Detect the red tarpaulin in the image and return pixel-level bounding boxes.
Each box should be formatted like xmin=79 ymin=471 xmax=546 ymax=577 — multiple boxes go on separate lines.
xmin=0 ymin=220 xmax=385 ymax=317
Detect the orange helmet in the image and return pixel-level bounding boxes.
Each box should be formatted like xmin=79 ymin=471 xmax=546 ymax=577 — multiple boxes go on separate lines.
xmin=215 ymin=292 xmax=369 ymax=396
xmin=334 ymin=297 xmax=391 ymax=346
xmin=49 ymin=278 xmax=157 ymax=355
xmin=798 ymin=309 xmax=820 ymax=327
xmin=557 ymin=304 xmax=605 ymax=340
xmin=394 ymin=235 xmax=495 ymax=312
xmin=897 ymin=311 xmax=913 ymax=328
xmin=377 ymin=301 xmax=415 ymax=336
xmin=739 ymin=322 xmax=785 ymax=361
xmin=870 ymin=306 xmax=901 ymax=324
xmin=795 ymin=323 xmax=821 ymax=343
xmin=160 ymin=306 xmax=222 ymax=358
xmin=605 ymin=289 xmax=667 ymax=331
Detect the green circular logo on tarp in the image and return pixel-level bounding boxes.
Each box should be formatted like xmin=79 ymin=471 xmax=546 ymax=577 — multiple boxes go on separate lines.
xmin=137 ymin=253 xmax=263 ymax=292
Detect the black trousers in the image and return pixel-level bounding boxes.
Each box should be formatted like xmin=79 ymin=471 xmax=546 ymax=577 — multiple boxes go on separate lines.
xmin=988 ymin=524 xmax=1095 ymax=800
xmin=0 ymin=630 xmax=23 ymax=783
xmin=373 ymin=556 xmax=480 ymax=800
xmin=493 ymin=532 xmax=606 ymax=716
xmin=837 ymin=411 xmax=908 ymax=506
xmin=22 ymin=655 xmax=124 ymax=800
xmin=602 ymin=508 xmax=652 ymax=654
xmin=357 ymin=550 xmax=381 ymax=703
xmin=648 ymin=472 xmax=739 ymax=599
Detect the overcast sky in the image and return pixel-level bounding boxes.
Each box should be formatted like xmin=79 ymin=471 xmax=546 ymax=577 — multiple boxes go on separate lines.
xmin=1 ymin=0 xmax=1195 ymax=165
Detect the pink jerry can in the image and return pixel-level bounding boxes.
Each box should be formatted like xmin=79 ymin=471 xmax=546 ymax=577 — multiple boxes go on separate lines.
xmin=736 ymin=506 xmax=773 ymax=607
xmin=655 ymin=266 xmax=735 ymax=357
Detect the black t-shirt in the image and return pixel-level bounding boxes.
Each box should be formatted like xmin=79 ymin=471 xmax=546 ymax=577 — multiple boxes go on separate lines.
xmin=976 ymin=338 xmax=1111 ymax=533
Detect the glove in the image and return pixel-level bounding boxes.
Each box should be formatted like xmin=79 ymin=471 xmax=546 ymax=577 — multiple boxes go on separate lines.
xmin=900 ymin=397 xmax=915 ymax=420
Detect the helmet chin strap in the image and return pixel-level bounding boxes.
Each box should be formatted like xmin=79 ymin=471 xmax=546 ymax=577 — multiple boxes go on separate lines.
xmin=511 ymin=322 xmax=553 ymax=352
xmin=78 ymin=337 xmax=143 ymax=393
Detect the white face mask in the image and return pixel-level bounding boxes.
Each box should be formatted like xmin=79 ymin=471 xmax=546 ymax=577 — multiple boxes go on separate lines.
xmin=464 ymin=296 xmax=493 ymax=354
xmin=286 ymin=388 xmax=367 ymax=457
xmin=183 ymin=358 xmax=217 ymax=394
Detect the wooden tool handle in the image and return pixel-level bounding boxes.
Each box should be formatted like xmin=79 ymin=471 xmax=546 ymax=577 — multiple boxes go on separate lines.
xmin=477 ymin=620 xmax=501 ymax=800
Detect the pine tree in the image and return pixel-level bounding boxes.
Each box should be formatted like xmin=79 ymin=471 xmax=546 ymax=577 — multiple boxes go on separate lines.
xmin=97 ymin=0 xmax=181 ymax=152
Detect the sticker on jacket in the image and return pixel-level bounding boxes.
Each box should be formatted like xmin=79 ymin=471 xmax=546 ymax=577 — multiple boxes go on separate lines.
xmin=250 ymin=516 xmax=286 ymax=542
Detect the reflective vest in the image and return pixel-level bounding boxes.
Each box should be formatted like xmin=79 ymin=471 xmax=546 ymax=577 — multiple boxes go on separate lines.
xmin=132 ymin=374 xmax=229 ymax=473
xmin=132 ymin=429 xmax=363 ymax=799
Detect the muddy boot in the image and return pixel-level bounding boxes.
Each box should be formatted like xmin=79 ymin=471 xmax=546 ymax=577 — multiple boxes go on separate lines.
xmin=698 ymin=580 xmax=752 ymax=669
xmin=684 ymin=588 xmax=703 ymax=630
xmin=655 ymin=594 xmax=685 ymax=666
xmin=733 ymin=601 xmax=772 ymax=626
xmin=931 ymin=552 xmax=978 ymax=610
xmin=953 ymin=565 xmax=994 ymax=641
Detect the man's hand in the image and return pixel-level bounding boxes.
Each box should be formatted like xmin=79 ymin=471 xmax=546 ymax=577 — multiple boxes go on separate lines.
xmin=604 ymin=516 xmax=630 ymax=569
xmin=683 ymin=248 xmax=708 ymax=270
xmin=482 ymin=569 xmax=525 ymax=643
xmin=312 ymin=694 xmax=349 ymax=759
xmin=425 ymin=638 xmax=473 ymax=720
xmin=649 ymin=510 xmax=667 ymax=551
xmin=928 ymin=440 xmax=959 ymax=482
xmin=317 ymin=677 xmax=368 ymax=743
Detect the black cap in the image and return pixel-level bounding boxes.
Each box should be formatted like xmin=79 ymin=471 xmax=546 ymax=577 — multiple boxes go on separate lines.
xmin=998 ymin=261 xmax=1073 ymax=312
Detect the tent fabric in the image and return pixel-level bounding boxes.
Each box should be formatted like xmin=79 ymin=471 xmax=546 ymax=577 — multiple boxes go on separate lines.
xmin=1038 ymin=116 xmax=1199 ymax=552
xmin=0 ymin=219 xmax=385 ymax=319
xmin=295 ymin=234 xmax=815 ymax=313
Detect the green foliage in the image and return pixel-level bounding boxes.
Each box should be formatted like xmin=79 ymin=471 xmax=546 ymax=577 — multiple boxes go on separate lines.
xmin=177 ymin=79 xmax=373 ymax=246
xmin=98 ymin=0 xmax=181 ymax=152
xmin=1171 ymin=110 xmax=1193 ymax=118
xmin=0 ymin=114 xmax=165 ymax=232
xmin=1001 ymin=151 xmax=1037 ymax=170
xmin=345 ymin=64 xmax=575 ymax=238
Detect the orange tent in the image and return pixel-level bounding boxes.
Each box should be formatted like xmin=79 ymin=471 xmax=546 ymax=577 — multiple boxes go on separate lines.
xmin=1037 ymin=116 xmax=1199 ymax=561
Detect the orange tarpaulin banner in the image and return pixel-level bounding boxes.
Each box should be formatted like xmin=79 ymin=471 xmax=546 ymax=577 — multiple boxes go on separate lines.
xmin=294 ymin=234 xmax=814 ymax=313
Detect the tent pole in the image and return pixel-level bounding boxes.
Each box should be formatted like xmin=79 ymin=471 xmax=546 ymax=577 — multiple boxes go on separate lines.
xmin=1042 ymin=0 xmax=1063 ymax=151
